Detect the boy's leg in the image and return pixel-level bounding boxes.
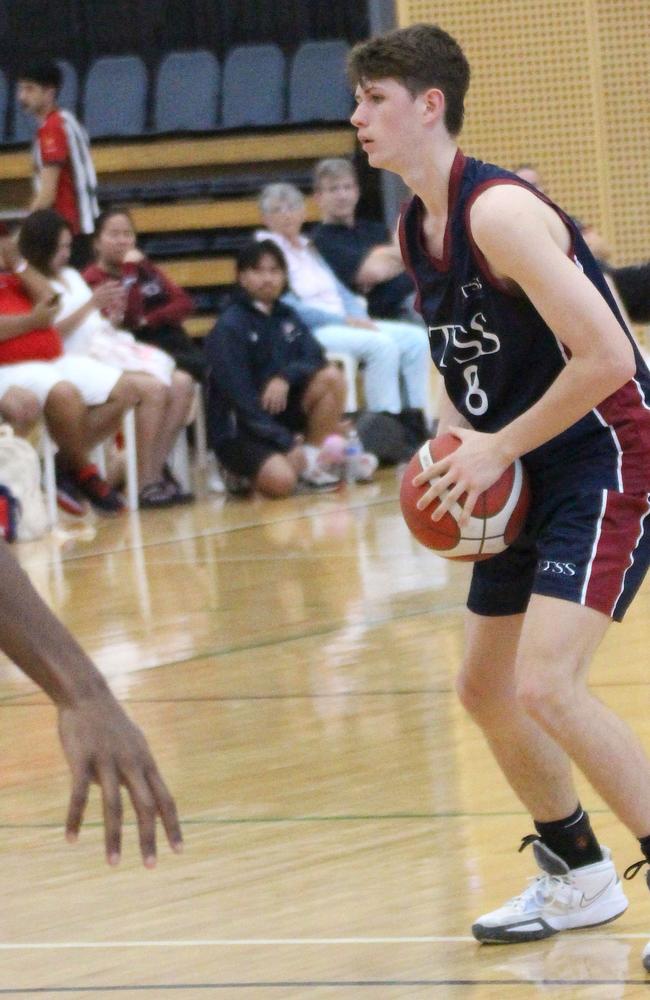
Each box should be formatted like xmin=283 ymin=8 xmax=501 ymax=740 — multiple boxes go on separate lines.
xmin=457 ymin=610 xmax=579 ymax=822
xmin=463 ymin=601 xmax=638 ymax=943
xmin=83 ymin=374 xmax=135 ymax=449
xmin=301 ymin=365 xmax=346 ymax=444
xmin=314 ymin=324 xmax=401 ymax=412
xmin=517 ymin=595 xmax=650 ymax=836
xmin=255 ymin=449 xmax=303 ymax=498
xmin=376 ymin=319 xmax=430 ymax=411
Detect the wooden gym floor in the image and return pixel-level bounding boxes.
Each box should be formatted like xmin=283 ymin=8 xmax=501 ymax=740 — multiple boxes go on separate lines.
xmin=0 ymin=468 xmax=649 ymax=998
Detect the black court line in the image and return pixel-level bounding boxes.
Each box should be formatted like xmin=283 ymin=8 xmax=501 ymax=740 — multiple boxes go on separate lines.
xmin=1 ymin=979 xmax=649 ymax=992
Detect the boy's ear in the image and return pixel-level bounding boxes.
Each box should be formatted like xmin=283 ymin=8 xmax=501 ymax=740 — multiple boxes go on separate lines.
xmin=421 ymin=87 xmax=445 ymax=124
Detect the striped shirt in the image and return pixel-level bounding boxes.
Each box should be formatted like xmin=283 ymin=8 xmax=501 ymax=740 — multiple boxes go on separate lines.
xmin=34 ymin=108 xmax=98 ymax=235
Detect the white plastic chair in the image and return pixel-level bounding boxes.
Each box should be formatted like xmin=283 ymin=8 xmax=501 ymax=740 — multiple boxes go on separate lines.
xmin=168 ymin=381 xmax=208 ymax=491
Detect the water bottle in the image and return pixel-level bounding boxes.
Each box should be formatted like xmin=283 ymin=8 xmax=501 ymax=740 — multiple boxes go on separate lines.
xmin=344 ymin=428 xmax=362 ymax=484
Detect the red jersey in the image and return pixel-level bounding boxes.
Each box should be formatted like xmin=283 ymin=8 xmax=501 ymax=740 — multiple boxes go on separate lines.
xmin=83 ymin=259 xmax=193 ymax=331
xmin=36 ymin=109 xmax=80 ymax=234
xmin=0 ymin=274 xmax=62 ymax=363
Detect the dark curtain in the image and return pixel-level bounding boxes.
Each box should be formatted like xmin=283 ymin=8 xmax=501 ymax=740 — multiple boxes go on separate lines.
xmin=0 ymin=0 xmax=369 ymax=73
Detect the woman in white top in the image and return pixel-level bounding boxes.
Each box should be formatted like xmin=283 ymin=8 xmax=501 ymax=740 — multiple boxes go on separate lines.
xmin=257 ymin=182 xmax=431 ymax=417
xmin=18 ymin=210 xmax=194 ymax=507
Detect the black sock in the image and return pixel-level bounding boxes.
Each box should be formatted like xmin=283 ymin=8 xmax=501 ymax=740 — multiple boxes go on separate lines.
xmin=638 ymin=834 xmax=650 ymax=862
xmin=535 ymin=804 xmax=603 ymax=869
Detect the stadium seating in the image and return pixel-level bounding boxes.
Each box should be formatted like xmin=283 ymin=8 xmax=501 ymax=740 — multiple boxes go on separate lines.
xmin=288 ymin=40 xmax=352 ymax=123
xmin=153 ymin=49 xmax=220 ymax=133
xmin=83 ymin=55 xmax=148 ymax=138
xmin=221 ymin=44 xmax=285 ymax=128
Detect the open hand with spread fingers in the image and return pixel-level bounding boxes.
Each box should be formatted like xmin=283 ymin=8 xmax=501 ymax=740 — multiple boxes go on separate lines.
xmin=412 ymin=425 xmax=513 ymax=526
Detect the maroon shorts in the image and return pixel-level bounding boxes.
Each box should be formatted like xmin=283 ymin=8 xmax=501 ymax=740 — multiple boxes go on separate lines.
xmin=468 ymin=488 xmax=650 ymax=622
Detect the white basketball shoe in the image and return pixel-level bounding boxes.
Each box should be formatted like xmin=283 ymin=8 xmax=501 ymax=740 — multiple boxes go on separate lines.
xmin=472 ymin=839 xmax=628 ymax=944
xmin=628 ymin=863 xmax=650 ymax=972
xmin=642 ymin=941 xmax=650 ymax=972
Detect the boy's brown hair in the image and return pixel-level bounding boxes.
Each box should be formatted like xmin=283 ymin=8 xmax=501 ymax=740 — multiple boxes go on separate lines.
xmin=348 ymin=23 xmax=470 ymax=136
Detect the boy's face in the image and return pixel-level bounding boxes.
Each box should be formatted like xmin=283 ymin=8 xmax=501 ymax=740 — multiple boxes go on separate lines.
xmin=351 ymin=78 xmax=422 ymax=173
xmin=315 ymin=173 xmax=359 ymax=225
xmin=17 ymin=80 xmax=56 ymax=117
xmin=315 ymin=172 xmax=359 ymax=223
xmin=238 ymin=254 xmax=286 ymax=306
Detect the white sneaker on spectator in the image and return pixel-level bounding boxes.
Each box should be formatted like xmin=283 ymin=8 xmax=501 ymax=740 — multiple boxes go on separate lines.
xmin=300 ymin=465 xmax=341 ymax=488
xmin=472 ymin=840 xmax=627 ymax=944
xmin=208 ymin=470 xmax=226 ymax=493
xmin=300 ymin=443 xmax=341 ymax=488
xmin=354 ymin=452 xmax=378 ymax=482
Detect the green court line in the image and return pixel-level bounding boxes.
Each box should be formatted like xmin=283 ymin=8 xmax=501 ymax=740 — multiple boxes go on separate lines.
xmin=44 ymin=494 xmax=398 ymax=566
xmin=0 ymin=808 xmax=612 ymax=830
xmin=0 ymin=597 xmax=466 ymax=704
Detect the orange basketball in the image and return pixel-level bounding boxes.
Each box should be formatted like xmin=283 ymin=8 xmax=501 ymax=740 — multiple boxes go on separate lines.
xmin=399 ymin=433 xmax=531 ymax=560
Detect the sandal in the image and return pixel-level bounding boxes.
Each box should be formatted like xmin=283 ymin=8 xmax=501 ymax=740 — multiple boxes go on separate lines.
xmin=162 ymin=464 xmax=195 ymax=505
xmin=138 ymin=480 xmax=175 ymax=509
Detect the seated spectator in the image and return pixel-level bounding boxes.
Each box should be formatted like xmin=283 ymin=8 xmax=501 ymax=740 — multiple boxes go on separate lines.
xmin=312 ymin=157 xmax=417 ymax=322
xmin=84 ymin=209 xmax=206 ymax=382
xmin=579 ymin=224 xmax=650 ymax=332
xmin=205 ymin=240 xmax=373 ymax=499
xmin=607 ymin=261 xmax=650 ymax=326
xmin=18 ymin=209 xmax=196 ymax=508
xmin=257 ymin=183 xmax=431 ymax=441
xmin=514 ymin=164 xmax=546 ymax=191
xmin=0 ymin=230 xmax=130 ymax=514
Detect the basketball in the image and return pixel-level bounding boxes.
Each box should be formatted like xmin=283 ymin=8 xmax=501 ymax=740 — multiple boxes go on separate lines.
xmin=399 ymin=433 xmax=531 ymax=560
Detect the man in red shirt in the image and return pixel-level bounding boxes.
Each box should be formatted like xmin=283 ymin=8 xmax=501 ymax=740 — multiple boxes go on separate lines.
xmin=17 ymin=61 xmax=98 ymax=268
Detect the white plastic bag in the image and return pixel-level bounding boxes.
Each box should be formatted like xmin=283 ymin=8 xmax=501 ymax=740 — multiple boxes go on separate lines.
xmin=0 ymin=425 xmax=48 ymax=541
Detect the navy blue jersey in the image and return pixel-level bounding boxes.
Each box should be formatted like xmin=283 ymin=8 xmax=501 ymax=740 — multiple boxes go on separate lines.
xmin=205 ymin=289 xmax=325 ymax=451
xmin=399 ymin=151 xmax=650 ymax=495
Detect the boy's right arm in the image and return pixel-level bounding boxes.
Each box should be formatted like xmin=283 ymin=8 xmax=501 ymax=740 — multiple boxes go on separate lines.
xmin=0 ymin=537 xmax=182 ymax=867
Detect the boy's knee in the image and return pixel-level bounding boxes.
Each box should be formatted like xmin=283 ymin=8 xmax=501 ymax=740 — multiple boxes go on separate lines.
xmin=0 ymin=387 xmax=41 ymax=433
xmin=256 ymin=459 xmax=297 ymax=498
xmin=113 ymin=374 xmax=140 ymax=410
xmin=455 ymin=662 xmax=498 ymax=717
xmin=45 ymin=380 xmax=82 ymax=411
xmin=313 ymin=365 xmax=345 ymax=396
xmin=173 ymin=371 xmax=195 ymax=400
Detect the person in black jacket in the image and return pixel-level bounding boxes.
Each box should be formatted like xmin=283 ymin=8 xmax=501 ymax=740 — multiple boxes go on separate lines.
xmin=205 ymin=240 xmax=348 ymax=498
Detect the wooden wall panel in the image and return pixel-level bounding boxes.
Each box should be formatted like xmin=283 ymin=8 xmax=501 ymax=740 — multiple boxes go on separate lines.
xmin=396 ymin=0 xmax=650 ymax=264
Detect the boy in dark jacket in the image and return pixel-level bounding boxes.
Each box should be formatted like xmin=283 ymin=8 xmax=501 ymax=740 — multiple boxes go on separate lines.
xmin=205 ymin=240 xmax=348 ymax=498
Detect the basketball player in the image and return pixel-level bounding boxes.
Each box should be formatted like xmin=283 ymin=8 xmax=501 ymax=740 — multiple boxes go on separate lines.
xmin=349 ymin=24 xmax=650 ymax=965
xmin=0 ymin=537 xmax=182 ymax=866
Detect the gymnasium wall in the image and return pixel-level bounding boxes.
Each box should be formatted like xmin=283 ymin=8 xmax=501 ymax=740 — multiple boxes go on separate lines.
xmin=396 ymin=0 xmax=650 ymax=265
